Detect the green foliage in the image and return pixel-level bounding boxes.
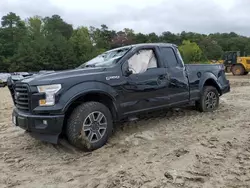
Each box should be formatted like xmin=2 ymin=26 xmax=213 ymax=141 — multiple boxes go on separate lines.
xmin=70 ymin=27 xmax=95 ymax=65
xmin=199 ymin=38 xmax=223 ymax=60
xmin=43 ymin=15 xmax=73 ymax=39
xmin=179 ymin=40 xmax=203 ymax=64
xmin=1 ymin=12 xmax=250 ymax=72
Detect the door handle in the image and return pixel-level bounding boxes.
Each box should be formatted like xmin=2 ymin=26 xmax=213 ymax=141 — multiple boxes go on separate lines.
xmin=158 ymin=75 xmax=164 ymax=80
xmin=157 ymin=75 xmax=168 ymax=85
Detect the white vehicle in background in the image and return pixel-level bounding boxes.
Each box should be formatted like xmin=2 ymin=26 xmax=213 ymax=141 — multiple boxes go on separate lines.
xmin=0 ymin=73 xmax=11 ymax=87
xmin=10 ymin=74 xmax=25 ymax=83
xmin=6 ymin=70 xmax=54 ymax=85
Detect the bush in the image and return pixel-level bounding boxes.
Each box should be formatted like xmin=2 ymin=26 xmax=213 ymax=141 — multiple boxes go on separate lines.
xmin=179 ymin=40 xmax=203 ymax=64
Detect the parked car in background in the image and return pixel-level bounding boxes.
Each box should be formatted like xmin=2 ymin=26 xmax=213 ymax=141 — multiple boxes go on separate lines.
xmin=10 ymin=74 xmax=25 ymax=83
xmin=7 ymin=72 xmax=39 ymax=84
xmin=0 ymin=73 xmax=11 ymax=87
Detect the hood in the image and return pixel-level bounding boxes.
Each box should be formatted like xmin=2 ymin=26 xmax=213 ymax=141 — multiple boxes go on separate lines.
xmin=20 ymin=67 xmax=107 ymax=85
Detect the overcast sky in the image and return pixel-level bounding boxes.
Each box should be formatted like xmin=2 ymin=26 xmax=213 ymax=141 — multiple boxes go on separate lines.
xmin=1 ymin=0 xmax=250 ymax=36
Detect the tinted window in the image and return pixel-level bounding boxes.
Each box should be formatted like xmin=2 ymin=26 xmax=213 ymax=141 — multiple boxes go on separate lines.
xmin=161 ymin=47 xmax=179 ymax=67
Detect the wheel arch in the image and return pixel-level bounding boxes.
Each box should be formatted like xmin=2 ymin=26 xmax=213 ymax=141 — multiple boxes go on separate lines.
xmin=203 ymin=79 xmax=222 ymax=95
xmin=199 ymin=73 xmax=222 ymax=96
xmin=62 ymin=91 xmax=118 ymax=134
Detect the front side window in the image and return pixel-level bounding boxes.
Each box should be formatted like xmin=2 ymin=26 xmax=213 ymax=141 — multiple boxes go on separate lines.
xmin=128 ymin=49 xmax=158 ymax=74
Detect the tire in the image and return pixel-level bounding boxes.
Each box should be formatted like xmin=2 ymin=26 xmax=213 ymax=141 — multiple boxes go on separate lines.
xmin=232 ymin=65 xmax=245 ymax=76
xmin=244 ymin=72 xmax=249 ymax=75
xmin=225 ymin=66 xmax=231 ymax=73
xmin=0 ymin=83 xmax=5 ymax=88
xmin=66 ymin=102 xmax=113 ymax=151
xmin=196 ymin=86 xmax=219 ymax=112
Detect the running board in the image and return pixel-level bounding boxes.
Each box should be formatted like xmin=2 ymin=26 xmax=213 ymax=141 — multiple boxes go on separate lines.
xmin=128 ymin=116 xmax=139 ymax=122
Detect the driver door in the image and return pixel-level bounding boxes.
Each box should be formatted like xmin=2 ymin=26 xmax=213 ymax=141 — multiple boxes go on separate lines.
xmin=120 ymin=47 xmax=170 ymax=115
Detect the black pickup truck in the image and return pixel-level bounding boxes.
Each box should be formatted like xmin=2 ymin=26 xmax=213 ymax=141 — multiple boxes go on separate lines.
xmin=8 ymin=43 xmax=230 ymax=151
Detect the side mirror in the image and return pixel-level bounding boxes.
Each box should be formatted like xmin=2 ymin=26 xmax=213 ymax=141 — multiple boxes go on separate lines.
xmin=125 ymin=69 xmax=133 ymax=76
xmin=123 ymin=61 xmax=133 ymax=76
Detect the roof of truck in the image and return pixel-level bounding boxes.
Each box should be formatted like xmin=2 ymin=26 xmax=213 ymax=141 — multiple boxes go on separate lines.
xmin=107 ymin=43 xmax=177 ymax=53
xmin=130 ymin=43 xmax=176 ymax=47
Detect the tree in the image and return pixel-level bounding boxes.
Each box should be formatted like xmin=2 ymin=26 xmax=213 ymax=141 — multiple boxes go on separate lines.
xmin=0 ymin=12 xmax=26 ymax=71
xmin=179 ymin=40 xmax=203 ymax=64
xmin=43 ymin=15 xmax=73 ymax=39
xmin=2 ymin=12 xmax=250 ymax=72
xmin=199 ymin=38 xmax=223 ymax=60
xmin=111 ymin=28 xmax=135 ymax=48
xmin=160 ymin=31 xmax=181 ymax=44
xmin=70 ymin=27 xmax=96 ymax=65
xmin=1 ymin=12 xmax=22 ymax=28
xmin=180 ymin=31 xmax=206 ymax=44
xmin=26 ymin=16 xmax=44 ymax=39
xmin=147 ymin=32 xmax=159 ymax=43
xmin=135 ymin=33 xmax=148 ymax=43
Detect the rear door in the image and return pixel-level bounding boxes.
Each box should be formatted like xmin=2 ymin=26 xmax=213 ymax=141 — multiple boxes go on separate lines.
xmin=160 ymin=47 xmax=189 ymax=104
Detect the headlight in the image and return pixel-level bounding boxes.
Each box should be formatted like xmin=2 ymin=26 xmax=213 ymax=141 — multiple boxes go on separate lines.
xmin=37 ymin=84 xmax=62 ymax=106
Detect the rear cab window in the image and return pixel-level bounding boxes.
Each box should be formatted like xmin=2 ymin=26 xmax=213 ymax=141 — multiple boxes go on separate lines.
xmin=160 ymin=47 xmax=184 ymax=68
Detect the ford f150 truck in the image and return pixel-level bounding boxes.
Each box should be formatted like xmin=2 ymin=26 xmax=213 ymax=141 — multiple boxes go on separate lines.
xmin=8 ymin=43 xmax=230 ymax=151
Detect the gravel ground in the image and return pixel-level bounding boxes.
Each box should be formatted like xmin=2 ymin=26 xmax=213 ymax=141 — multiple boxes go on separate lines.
xmin=1 ymin=76 xmax=250 ymax=188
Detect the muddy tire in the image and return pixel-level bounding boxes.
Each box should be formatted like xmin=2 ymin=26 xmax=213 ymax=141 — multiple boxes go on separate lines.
xmin=196 ymin=86 xmax=219 ymax=112
xmin=232 ymin=65 xmax=245 ymax=76
xmin=66 ymin=102 xmax=113 ymax=151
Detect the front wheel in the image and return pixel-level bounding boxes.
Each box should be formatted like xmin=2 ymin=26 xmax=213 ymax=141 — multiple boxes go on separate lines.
xmin=66 ymin=102 xmax=113 ymax=151
xmin=196 ymin=86 xmax=219 ymax=112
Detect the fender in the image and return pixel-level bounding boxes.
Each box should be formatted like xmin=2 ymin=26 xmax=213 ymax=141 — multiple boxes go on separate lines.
xmin=32 ymin=81 xmax=120 ymax=115
xmin=199 ymin=72 xmax=222 ymax=94
xmin=61 ymin=81 xmax=120 ymax=114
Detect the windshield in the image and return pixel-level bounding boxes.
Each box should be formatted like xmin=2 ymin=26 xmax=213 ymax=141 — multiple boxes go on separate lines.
xmin=78 ymin=46 xmax=132 ymax=68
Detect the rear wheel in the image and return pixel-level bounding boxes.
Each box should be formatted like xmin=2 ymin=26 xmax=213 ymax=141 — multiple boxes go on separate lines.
xmin=196 ymin=86 xmax=219 ymax=112
xmin=66 ymin=102 xmax=113 ymax=151
xmin=232 ymin=65 xmax=245 ymax=76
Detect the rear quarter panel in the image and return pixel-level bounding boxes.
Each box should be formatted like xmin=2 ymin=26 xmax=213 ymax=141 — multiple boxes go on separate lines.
xmin=185 ymin=64 xmax=225 ymax=100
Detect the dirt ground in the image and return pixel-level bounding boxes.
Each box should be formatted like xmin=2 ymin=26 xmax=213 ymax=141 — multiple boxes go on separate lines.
xmin=1 ymin=75 xmax=250 ymax=188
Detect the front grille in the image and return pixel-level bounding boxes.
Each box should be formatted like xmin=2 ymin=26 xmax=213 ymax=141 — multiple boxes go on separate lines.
xmin=14 ymin=84 xmax=30 ymax=112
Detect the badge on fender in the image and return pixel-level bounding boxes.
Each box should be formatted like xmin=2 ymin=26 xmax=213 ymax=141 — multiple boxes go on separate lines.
xmin=106 ymin=76 xmax=120 ymax=81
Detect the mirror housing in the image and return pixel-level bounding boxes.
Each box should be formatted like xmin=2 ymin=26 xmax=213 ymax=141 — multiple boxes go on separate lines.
xmin=125 ymin=69 xmax=133 ymax=76
xmin=123 ymin=60 xmax=133 ymax=76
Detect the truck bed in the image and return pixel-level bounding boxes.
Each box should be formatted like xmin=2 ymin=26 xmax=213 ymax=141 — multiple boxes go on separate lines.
xmin=185 ymin=64 xmax=224 ymax=75
xmin=185 ymin=64 xmax=229 ymax=99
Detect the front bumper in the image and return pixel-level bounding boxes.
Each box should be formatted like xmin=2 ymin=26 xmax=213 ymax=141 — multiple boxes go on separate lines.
xmin=221 ymin=84 xmax=230 ymax=94
xmin=221 ymin=80 xmax=230 ymax=94
xmin=12 ymin=108 xmax=64 ymax=144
